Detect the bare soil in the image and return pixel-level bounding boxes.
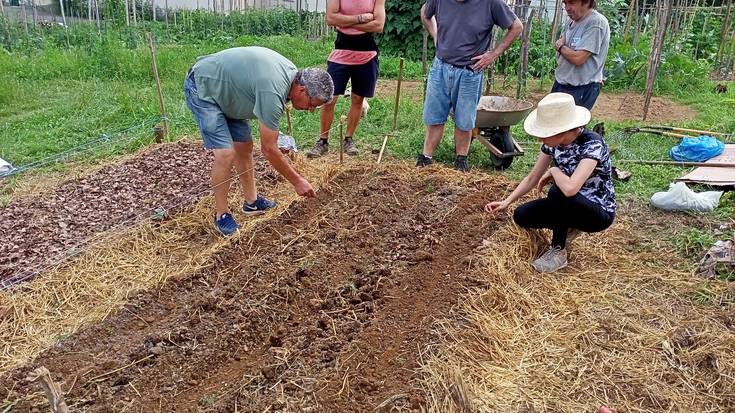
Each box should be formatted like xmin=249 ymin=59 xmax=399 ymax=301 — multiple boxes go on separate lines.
xmin=373 ymin=80 xmax=697 ymax=123
xmin=1 ymin=155 xmax=509 ymax=412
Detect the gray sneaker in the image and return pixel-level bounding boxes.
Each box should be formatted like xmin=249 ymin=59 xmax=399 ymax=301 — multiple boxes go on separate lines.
xmin=342 ymin=138 xmax=358 ymax=156
xmin=532 ymin=246 xmax=568 ymax=273
xmin=565 ymin=228 xmax=581 ymax=248
xmin=306 ymin=139 xmax=329 ymax=158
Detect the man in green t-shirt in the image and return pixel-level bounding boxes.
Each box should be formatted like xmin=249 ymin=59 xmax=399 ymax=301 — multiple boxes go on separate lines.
xmin=184 ymin=47 xmax=333 ymax=236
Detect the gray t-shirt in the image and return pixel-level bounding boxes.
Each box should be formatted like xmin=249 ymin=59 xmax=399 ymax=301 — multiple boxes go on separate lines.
xmin=555 ymin=10 xmax=610 ymax=86
xmin=423 ymin=0 xmax=517 ymax=67
xmin=192 ymin=46 xmax=298 ymax=131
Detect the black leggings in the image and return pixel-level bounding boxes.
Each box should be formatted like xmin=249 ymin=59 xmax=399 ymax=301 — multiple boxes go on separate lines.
xmin=513 ymin=185 xmax=615 ymax=248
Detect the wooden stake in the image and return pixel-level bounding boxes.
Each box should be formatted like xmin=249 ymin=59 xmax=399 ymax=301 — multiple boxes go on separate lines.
xmin=422 ymin=29 xmax=428 ymax=101
xmin=339 ymin=115 xmax=345 ymax=164
xmin=27 ymin=367 xmax=70 ymax=413
xmin=516 ymin=9 xmax=535 ymax=99
xmin=620 ymin=159 xmax=735 ymax=168
xmin=154 ymin=125 xmax=164 ymax=143
xmin=392 ymin=58 xmax=404 ymax=131
xmin=719 ymin=0 xmax=733 ymax=62
xmin=124 ymin=0 xmax=130 ymax=25
xmin=31 ymin=0 xmax=38 ymax=26
xmin=146 ymin=32 xmax=169 ymax=137
xmin=285 ymin=103 xmax=293 ymax=136
xmin=550 ymin=0 xmax=563 ymax=43
xmin=623 ymin=0 xmax=636 ymax=44
xmin=376 ymin=135 xmax=389 ymax=164
xmin=132 ymin=0 xmax=137 ymax=24
xmin=643 ymin=0 xmax=672 ymax=121
xmin=21 ymin=2 xmax=28 ymax=37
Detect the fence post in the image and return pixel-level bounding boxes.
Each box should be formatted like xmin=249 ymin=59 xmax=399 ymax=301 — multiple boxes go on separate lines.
xmin=146 ymin=32 xmax=169 ymax=138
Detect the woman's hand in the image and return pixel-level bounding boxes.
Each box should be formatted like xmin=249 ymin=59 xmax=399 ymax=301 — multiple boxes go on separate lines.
xmin=484 ymin=200 xmax=509 ymax=214
xmin=537 ymin=169 xmax=553 ymax=192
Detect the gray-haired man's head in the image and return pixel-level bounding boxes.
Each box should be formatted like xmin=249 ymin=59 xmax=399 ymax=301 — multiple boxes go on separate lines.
xmin=294 ymin=68 xmax=334 ymax=103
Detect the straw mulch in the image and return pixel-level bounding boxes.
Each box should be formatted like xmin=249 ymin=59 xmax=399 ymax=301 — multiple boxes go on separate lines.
xmin=0 ymin=155 xmax=341 ymax=374
xmin=419 ymin=209 xmax=735 ymax=412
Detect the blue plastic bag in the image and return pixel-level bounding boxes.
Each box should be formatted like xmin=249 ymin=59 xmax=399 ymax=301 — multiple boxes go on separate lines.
xmin=669 ymin=135 xmax=725 ymax=162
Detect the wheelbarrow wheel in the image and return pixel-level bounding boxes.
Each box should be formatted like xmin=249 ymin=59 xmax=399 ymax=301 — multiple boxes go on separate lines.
xmin=488 ymin=129 xmax=514 ymax=170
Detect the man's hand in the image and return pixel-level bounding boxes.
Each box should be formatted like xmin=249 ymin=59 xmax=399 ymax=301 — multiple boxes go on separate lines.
xmin=537 ymin=169 xmax=553 ymax=192
xmin=555 ymin=35 xmax=565 ymax=52
xmin=294 ymin=178 xmax=316 ymax=198
xmin=471 ymin=50 xmax=499 ymax=72
xmin=484 ymin=200 xmax=509 ymax=214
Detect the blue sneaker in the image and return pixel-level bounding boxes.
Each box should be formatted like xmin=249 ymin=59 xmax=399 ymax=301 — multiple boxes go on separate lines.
xmin=242 ymin=194 xmax=277 ymax=216
xmin=215 ymin=212 xmax=240 ymax=236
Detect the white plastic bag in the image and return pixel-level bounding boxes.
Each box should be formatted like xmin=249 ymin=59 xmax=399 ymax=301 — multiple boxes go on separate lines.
xmin=0 ymin=157 xmax=13 ymax=176
xmin=650 ymin=182 xmax=723 ymax=212
xmin=277 ymin=133 xmax=299 ymax=154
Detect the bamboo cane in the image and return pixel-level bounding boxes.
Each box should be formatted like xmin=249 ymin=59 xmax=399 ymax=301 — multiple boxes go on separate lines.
xmin=285 ymin=104 xmax=293 ymax=136
xmin=718 ymin=0 xmax=732 ymax=62
xmin=550 ymin=0 xmax=563 ymax=43
xmin=392 ymin=58 xmax=404 ymax=131
xmin=648 ymin=125 xmax=732 ymax=137
xmin=623 ymin=0 xmax=636 ymax=44
xmin=339 ymin=115 xmax=345 ymax=164
xmin=620 ymin=159 xmax=735 ymax=168
xmin=146 ymin=33 xmax=169 ymax=138
xmin=422 ymin=29 xmax=428 ymax=101
xmin=643 ymin=0 xmax=672 ymax=121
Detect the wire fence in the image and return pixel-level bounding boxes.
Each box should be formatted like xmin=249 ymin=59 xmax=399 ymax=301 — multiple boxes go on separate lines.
xmin=1 ymin=116 xmax=164 ymax=179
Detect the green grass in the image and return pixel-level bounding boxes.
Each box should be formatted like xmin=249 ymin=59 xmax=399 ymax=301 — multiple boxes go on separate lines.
xmin=0 ymin=31 xmax=732 ymax=221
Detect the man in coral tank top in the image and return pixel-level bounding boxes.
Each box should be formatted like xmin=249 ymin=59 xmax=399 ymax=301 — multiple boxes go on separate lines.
xmin=306 ymin=0 xmax=386 ymax=158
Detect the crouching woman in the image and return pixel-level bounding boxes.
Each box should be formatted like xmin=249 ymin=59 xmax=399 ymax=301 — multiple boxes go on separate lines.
xmin=485 ymin=93 xmax=616 ymax=272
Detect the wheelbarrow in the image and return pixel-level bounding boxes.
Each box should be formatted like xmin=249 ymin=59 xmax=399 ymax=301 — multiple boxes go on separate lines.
xmin=473 ymin=96 xmax=534 ymax=169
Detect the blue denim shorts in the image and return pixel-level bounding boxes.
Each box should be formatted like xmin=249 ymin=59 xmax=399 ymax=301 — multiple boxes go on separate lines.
xmin=423 ymin=57 xmax=484 ymax=132
xmin=184 ymin=70 xmax=252 ymax=149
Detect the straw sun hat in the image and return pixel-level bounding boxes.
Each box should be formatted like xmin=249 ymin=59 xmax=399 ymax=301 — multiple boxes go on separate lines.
xmin=523 ymin=93 xmax=591 ymax=138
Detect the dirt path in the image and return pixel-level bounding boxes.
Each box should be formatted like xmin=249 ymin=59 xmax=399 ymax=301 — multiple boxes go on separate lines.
xmin=373 ymin=79 xmax=697 ymax=123
xmin=1 ymin=165 xmax=510 ymax=412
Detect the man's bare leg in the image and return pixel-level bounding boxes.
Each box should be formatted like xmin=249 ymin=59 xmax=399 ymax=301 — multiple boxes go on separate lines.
xmin=212 ymin=148 xmax=236 ymax=218
xmin=233 ymin=141 xmax=256 ymax=204
xmin=422 ymin=124 xmax=445 ymax=157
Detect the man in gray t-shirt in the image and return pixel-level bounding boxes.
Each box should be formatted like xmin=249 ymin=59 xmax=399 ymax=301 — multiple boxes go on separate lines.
xmin=552 ymin=0 xmax=610 ymax=110
xmin=184 ymin=47 xmax=334 ymax=236
xmin=418 ymin=0 xmax=522 ymax=172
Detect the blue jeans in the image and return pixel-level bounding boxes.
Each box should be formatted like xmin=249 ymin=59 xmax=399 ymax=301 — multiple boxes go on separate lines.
xmin=423 ymin=57 xmax=484 ymax=132
xmin=184 ymin=70 xmax=252 ymax=149
xmin=551 ymin=81 xmax=601 ymax=111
